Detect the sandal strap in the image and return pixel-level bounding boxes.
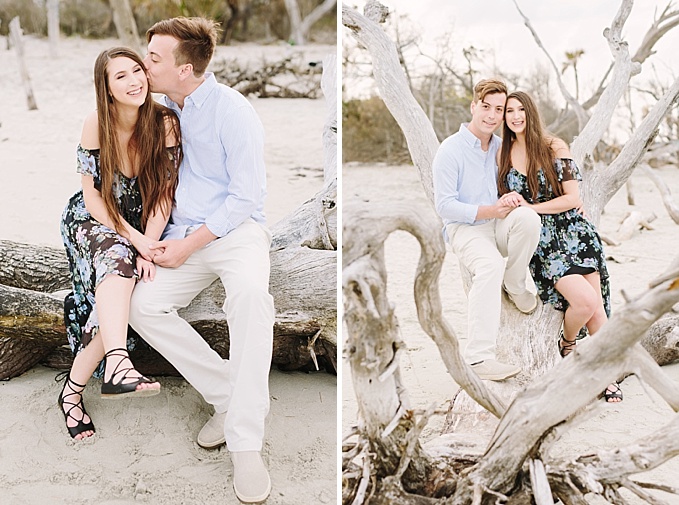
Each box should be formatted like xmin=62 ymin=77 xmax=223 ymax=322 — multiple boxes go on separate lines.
xmin=58 ymin=371 xmax=95 ymax=438
xmin=102 ymin=348 xmax=155 ymax=395
xmin=559 ymin=332 xmax=577 ymax=358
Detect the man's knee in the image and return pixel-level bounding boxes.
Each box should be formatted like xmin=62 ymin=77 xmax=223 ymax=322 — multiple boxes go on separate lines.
xmin=512 ymin=206 xmax=541 ymax=231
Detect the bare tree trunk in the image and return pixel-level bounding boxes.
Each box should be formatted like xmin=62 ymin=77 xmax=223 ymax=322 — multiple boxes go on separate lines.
xmin=283 ymin=0 xmax=337 ymax=45
xmin=47 ymin=0 xmax=59 ymax=58
xmin=109 ymin=0 xmax=143 ymax=56
xmin=8 ymin=17 xmax=38 ymax=111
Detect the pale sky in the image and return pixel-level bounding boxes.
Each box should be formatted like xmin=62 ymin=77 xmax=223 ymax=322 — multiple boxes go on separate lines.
xmin=345 ymin=0 xmax=679 ymax=104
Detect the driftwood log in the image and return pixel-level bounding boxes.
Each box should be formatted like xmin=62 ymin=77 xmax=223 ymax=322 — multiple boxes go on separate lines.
xmin=342 ymin=1 xmax=679 ymax=503
xmin=212 ymin=53 xmax=324 ymax=99
xmin=0 ymin=54 xmax=338 ymax=381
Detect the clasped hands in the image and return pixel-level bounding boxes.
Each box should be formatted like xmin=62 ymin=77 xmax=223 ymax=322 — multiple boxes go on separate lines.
xmin=134 ymin=235 xmax=194 ymax=282
xmin=493 ymin=191 xmax=528 ymax=218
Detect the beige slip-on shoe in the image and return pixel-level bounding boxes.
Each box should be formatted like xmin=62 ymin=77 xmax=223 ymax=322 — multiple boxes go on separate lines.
xmin=231 ymin=450 xmax=271 ymax=503
xmin=197 ymin=411 xmax=227 ymax=449
xmin=503 ymin=284 xmax=539 ymax=314
xmin=470 ymin=359 xmax=521 ymax=381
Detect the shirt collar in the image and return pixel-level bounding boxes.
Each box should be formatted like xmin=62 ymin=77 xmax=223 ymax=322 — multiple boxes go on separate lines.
xmin=166 ymin=72 xmax=217 ymax=110
xmin=459 ymin=123 xmax=482 ymax=148
xmin=458 ymin=122 xmax=500 ymax=150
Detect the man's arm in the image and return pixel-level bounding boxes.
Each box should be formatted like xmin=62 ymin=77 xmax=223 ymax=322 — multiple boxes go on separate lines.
xmin=433 ymin=144 xmax=479 ymax=224
xmin=204 ymin=104 xmax=266 ymax=237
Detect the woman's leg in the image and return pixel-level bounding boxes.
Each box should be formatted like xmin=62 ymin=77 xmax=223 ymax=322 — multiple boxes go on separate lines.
xmin=582 ymin=272 xmax=607 ymax=334
xmin=96 ymin=275 xmax=159 ymax=391
xmin=60 ymin=336 xmax=104 ymax=440
xmin=582 ymin=272 xmax=621 ymax=403
xmin=554 ymin=274 xmax=600 ymax=353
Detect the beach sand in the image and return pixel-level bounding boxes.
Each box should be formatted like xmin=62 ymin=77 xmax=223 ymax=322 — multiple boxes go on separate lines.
xmin=342 ymin=161 xmax=679 ymax=504
xmin=0 ymin=36 xmax=336 ymax=504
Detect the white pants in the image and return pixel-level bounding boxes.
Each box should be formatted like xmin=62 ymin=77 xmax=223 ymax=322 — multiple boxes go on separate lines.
xmin=447 ymin=207 xmax=541 ymax=364
xmin=129 ymin=219 xmax=275 ymax=452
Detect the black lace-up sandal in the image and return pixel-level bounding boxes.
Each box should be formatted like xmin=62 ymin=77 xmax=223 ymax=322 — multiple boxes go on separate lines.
xmin=558 ymin=330 xmax=577 ymax=358
xmin=100 ymin=348 xmax=160 ymax=399
xmin=603 ymin=382 xmax=623 ymax=403
xmin=57 ymin=372 xmax=95 ymax=439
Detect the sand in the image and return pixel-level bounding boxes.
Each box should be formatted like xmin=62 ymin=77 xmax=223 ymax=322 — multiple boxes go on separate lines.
xmin=342 ymin=161 xmax=679 ymax=504
xmin=0 ymin=36 xmax=337 ymax=504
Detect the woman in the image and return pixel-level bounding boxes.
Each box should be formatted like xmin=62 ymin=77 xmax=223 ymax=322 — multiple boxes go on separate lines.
xmin=59 ymin=47 xmax=182 ymax=439
xmin=497 ymin=91 xmax=621 ymax=403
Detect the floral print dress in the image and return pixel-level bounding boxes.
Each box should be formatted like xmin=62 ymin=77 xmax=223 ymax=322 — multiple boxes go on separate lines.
xmin=60 ymin=145 xmax=145 ymax=372
xmin=505 ymin=158 xmax=610 ymax=317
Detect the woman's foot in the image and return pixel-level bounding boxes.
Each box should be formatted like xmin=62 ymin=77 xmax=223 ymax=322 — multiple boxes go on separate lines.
xmin=603 ymin=382 xmax=623 ymax=403
xmin=58 ymin=373 xmax=95 ymax=440
xmin=101 ymin=348 xmax=161 ymax=399
xmin=558 ymin=331 xmax=577 ymax=358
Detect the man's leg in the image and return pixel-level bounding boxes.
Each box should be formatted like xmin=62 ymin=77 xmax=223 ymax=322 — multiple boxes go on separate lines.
xmin=449 ymin=222 xmax=505 ymax=364
xmin=204 ymin=220 xmax=274 ymax=452
xmin=204 ymin=219 xmax=274 ymax=503
xmin=128 ymin=254 xmax=232 ymax=412
xmin=495 ymin=207 xmax=541 ymax=312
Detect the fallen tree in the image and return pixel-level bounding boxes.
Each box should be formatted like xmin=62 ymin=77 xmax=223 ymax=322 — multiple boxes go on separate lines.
xmin=342 ymin=1 xmax=679 ymax=503
xmin=0 ymin=54 xmax=338 ymax=380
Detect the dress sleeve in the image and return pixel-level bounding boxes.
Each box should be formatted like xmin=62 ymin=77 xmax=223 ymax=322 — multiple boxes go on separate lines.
xmin=556 ymin=158 xmax=582 ymax=183
xmin=76 ymin=145 xmax=102 ymax=188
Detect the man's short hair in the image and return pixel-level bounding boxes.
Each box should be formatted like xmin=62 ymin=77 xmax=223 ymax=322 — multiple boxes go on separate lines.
xmin=147 ymin=17 xmax=220 ymax=76
xmin=473 ymin=79 xmax=508 ymax=103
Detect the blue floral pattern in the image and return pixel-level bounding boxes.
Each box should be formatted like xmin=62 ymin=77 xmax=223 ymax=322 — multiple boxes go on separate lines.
xmin=60 ymin=145 xmax=145 ymax=375
xmin=505 ymin=158 xmax=610 ymax=317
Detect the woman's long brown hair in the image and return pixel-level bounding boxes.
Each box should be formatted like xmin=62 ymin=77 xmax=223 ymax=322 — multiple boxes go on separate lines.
xmin=93 ymin=47 xmax=181 ymax=233
xmin=498 ymin=91 xmax=562 ymax=200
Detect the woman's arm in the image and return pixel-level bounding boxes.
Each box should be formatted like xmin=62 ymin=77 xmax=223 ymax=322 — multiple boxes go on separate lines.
xmin=520 ymin=179 xmax=581 ymax=214
xmin=80 ymin=111 xmax=153 ymax=259
xmin=81 ymin=175 xmax=151 ymax=254
xmin=519 ymin=137 xmax=581 ymax=214
xmin=142 ymin=113 xmax=180 ymax=242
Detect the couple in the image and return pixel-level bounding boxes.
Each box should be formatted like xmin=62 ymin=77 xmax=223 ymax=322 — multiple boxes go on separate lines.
xmin=59 ymin=17 xmax=273 ymax=503
xmin=433 ymin=78 xmax=621 ymax=403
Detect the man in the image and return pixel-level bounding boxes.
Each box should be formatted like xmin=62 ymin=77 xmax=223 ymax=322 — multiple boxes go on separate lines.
xmin=128 ymin=17 xmax=274 ymax=503
xmin=432 ymin=78 xmax=541 ymax=381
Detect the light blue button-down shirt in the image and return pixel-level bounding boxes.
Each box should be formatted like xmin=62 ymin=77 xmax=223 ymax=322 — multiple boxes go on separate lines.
xmin=160 ymin=73 xmax=266 ymax=240
xmin=433 ymin=123 xmax=501 ymax=234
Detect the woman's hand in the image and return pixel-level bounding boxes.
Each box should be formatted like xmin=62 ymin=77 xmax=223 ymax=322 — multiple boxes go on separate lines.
xmin=132 ymin=233 xmax=159 ymax=262
xmin=136 ymin=257 xmax=156 ymax=283
xmin=499 ymin=191 xmax=527 ymax=208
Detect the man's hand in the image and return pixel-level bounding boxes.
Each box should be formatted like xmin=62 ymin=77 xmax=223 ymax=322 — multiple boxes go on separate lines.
xmin=492 ymin=200 xmax=514 ymax=219
xmin=136 ymin=257 xmax=156 ymax=282
xmin=150 ymin=238 xmax=196 ymax=268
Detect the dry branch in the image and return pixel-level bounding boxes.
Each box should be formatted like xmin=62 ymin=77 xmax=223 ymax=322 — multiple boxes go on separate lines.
xmin=641 ymin=164 xmax=679 ymax=224
xmin=212 ymin=54 xmax=323 ymax=98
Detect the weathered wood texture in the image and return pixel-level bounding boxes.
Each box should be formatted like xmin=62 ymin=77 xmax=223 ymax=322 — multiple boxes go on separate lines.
xmin=0 ymin=240 xmax=336 ymax=379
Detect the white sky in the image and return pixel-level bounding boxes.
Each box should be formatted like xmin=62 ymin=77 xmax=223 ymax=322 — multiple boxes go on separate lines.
xmin=345 ymin=0 xmax=679 ymax=103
